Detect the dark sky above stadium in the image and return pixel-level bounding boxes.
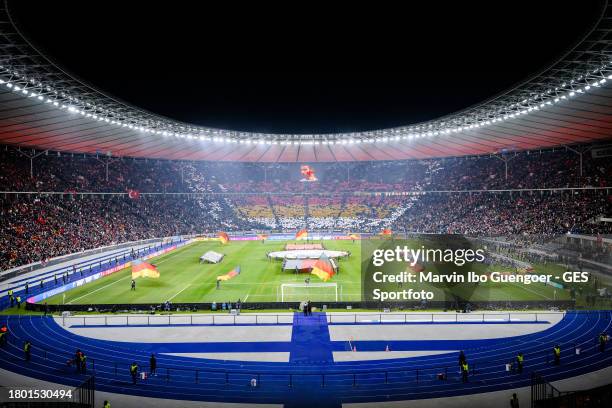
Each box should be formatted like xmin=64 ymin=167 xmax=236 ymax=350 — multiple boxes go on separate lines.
xmin=9 ymin=1 xmax=603 ymax=134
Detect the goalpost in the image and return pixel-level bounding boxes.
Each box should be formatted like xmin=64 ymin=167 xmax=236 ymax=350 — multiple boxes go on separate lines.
xmin=279 ymin=282 xmax=340 ymax=302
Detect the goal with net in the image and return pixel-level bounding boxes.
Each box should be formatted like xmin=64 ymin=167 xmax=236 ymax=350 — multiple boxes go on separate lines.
xmin=278 ymin=282 xmax=340 ymax=302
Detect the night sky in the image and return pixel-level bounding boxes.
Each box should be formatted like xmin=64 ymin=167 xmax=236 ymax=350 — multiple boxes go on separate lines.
xmin=8 ymin=1 xmax=603 ymax=134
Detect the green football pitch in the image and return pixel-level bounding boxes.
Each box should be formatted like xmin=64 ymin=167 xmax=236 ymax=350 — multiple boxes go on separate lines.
xmin=44 ymin=240 xmax=363 ymax=305
xmin=42 ymin=240 xmax=570 ymax=305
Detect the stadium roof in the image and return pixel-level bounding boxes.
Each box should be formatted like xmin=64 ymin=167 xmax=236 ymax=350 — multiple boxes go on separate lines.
xmin=0 ymin=1 xmax=611 ymax=162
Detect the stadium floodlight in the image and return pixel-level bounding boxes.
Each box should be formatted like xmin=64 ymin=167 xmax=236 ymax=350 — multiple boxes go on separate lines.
xmin=1 ymin=39 xmax=608 ymax=146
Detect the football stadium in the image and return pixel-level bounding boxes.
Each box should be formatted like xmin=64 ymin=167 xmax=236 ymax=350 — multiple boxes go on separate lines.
xmin=0 ymin=1 xmax=611 ymax=407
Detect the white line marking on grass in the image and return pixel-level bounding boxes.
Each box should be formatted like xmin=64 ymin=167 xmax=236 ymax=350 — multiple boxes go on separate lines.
xmin=508 ymin=282 xmax=552 ymax=300
xmin=66 ymin=245 xmax=193 ymax=304
xmin=67 ymin=275 xmax=132 ymax=304
xmin=168 ymin=284 xmax=191 ymax=301
xmin=243 ymin=294 xmax=249 ymax=302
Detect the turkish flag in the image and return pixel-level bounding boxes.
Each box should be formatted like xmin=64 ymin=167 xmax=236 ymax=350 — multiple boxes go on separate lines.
xmin=128 ymin=189 xmax=140 ymax=199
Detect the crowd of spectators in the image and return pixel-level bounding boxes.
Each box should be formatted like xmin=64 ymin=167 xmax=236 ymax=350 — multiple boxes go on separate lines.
xmin=0 ymin=144 xmax=609 ymax=271
xmin=392 ymin=191 xmax=610 ymax=237
xmin=0 ymin=194 xmax=260 ymax=270
xmin=1 ymin=146 xmax=609 ymax=194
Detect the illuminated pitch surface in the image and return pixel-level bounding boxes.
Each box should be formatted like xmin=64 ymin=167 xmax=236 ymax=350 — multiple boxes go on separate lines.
xmin=43 ymin=240 xmax=362 ymax=304
xmin=41 ymin=240 xmax=570 ymax=305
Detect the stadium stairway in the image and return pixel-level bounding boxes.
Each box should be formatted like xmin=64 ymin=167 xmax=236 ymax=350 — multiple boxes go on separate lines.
xmin=0 ymin=311 xmax=611 ymax=408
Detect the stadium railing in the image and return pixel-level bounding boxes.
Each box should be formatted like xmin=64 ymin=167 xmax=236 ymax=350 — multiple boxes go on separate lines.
xmin=59 ymin=311 xmax=562 ymax=327
xmin=28 ymin=299 xmax=578 ymax=313
xmin=531 ymin=372 xmax=612 ymax=408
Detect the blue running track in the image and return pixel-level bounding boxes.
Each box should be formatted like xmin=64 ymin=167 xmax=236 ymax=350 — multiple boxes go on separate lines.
xmin=0 ymin=311 xmax=611 ymax=408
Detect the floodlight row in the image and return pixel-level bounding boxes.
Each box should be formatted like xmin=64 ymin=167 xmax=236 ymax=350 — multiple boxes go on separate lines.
xmin=0 ymin=61 xmax=611 ymax=146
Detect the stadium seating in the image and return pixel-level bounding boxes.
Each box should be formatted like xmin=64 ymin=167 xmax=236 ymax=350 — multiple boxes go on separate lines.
xmin=1 ymin=146 xmax=609 ymax=194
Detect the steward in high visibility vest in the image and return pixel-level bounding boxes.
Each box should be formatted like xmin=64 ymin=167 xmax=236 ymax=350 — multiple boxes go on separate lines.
xmin=16 ymin=296 xmax=21 ymax=309
xmin=23 ymin=340 xmax=31 ymax=361
xmin=599 ymin=333 xmax=608 ymax=352
xmin=130 ymin=362 xmax=138 ymax=384
xmin=8 ymin=290 xmax=14 ymax=307
xmin=553 ymin=345 xmax=561 ymax=365
xmin=461 ymin=362 xmax=469 ymax=382
xmin=516 ymin=353 xmax=524 ymax=373
xmin=103 ymin=400 xmax=111 ymax=408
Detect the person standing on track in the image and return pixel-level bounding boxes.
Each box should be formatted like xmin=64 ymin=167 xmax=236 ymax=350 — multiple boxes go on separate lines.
xmin=23 ymin=340 xmax=31 ymax=361
xmin=461 ymin=360 xmax=469 ymax=383
xmin=150 ymin=354 xmax=157 ymax=376
xmin=599 ymin=332 xmax=608 ymax=352
xmin=130 ymin=362 xmax=139 ymax=384
xmin=0 ymin=324 xmax=7 ymax=346
xmin=553 ymin=345 xmax=561 ymax=365
xmin=80 ymin=352 xmax=87 ymax=374
xmin=75 ymin=349 xmax=83 ymax=373
xmin=516 ymin=352 xmax=524 ymax=373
